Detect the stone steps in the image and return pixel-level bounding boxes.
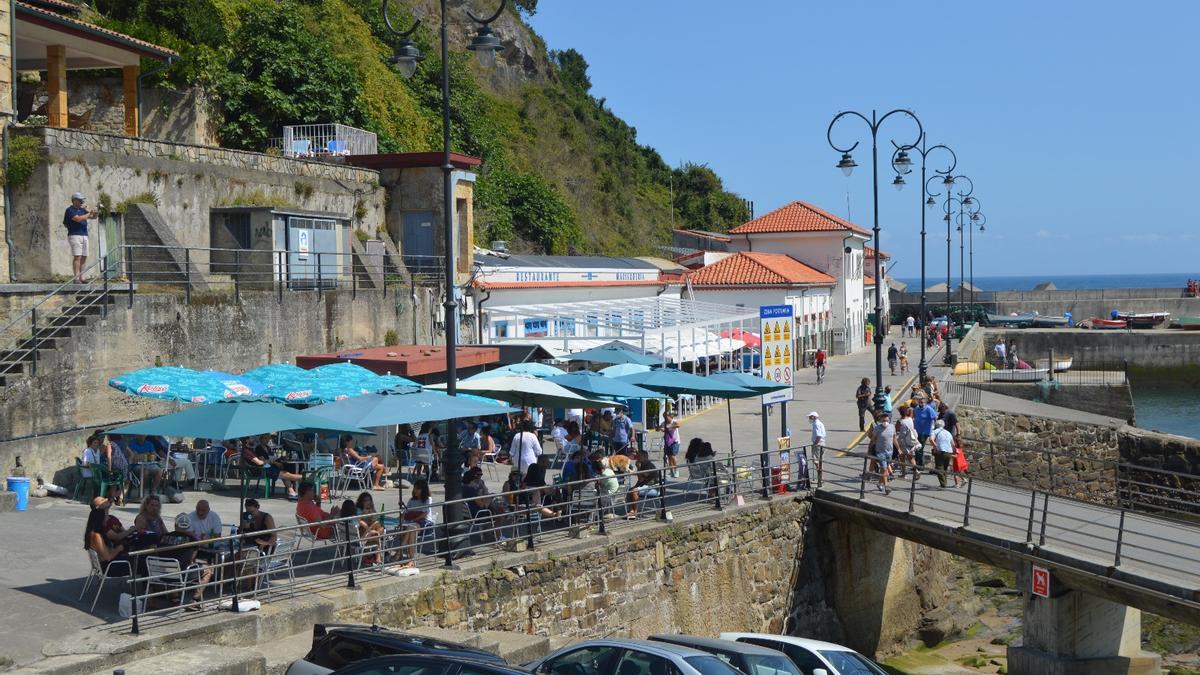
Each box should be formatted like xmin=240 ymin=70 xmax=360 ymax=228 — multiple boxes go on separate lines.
xmin=86 ymin=646 xmax=266 ymax=675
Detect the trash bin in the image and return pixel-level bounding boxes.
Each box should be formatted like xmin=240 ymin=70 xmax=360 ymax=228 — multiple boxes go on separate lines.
xmin=6 ymin=476 xmax=30 ymax=512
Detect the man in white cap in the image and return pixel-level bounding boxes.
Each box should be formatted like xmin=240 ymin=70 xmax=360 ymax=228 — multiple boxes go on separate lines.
xmin=63 ymin=192 xmax=96 ymax=283
xmin=808 ymin=411 xmax=826 ymax=466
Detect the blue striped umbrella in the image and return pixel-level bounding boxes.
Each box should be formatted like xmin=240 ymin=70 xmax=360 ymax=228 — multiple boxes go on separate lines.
xmin=109 ymin=366 xmax=251 ymax=404
xmin=201 ymin=370 xmax=268 ymax=398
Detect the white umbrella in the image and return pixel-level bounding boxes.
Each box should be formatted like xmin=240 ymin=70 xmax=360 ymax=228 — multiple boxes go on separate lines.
xmin=431 ymin=374 xmax=612 ymax=409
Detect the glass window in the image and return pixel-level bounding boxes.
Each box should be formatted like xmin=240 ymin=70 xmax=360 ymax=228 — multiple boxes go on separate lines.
xmin=313 ymin=634 xmax=373 ymax=669
xmin=542 ymin=646 xmax=621 ymax=675
xmin=344 ymin=664 xmax=447 ymax=675
xmin=737 ymin=640 xmax=823 ymax=675
xmin=613 ymin=649 xmax=680 ymax=675
xmin=494 ymin=321 xmax=509 ymax=338
xmin=681 ymin=655 xmax=740 ymax=675
xmin=817 ymin=651 xmax=888 ymax=675
xmin=740 ymin=654 xmax=803 ymax=675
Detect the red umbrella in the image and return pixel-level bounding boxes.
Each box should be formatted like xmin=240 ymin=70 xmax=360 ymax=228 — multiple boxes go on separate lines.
xmin=720 ymin=328 xmax=761 ymax=348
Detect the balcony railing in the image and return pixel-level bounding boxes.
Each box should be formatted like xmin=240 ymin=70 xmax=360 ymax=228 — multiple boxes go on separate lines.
xmin=268 ymin=123 xmax=378 ymax=157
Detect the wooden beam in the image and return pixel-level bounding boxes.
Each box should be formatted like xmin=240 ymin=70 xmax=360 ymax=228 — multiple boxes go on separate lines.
xmin=122 ymin=64 xmax=139 ymax=137
xmin=46 ymin=44 xmax=67 ymax=128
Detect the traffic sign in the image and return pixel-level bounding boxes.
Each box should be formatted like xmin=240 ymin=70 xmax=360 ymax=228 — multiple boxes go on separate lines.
xmin=759 ymin=305 xmax=794 ymax=404
xmin=1031 ymin=565 xmax=1050 ymax=598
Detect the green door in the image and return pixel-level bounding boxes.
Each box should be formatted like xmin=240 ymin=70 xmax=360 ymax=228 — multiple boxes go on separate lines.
xmin=100 ymin=214 xmax=123 ymax=279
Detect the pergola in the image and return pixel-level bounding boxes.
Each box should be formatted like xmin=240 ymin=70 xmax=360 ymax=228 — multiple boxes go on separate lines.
xmin=485 ymin=296 xmax=761 ymax=367
xmin=14 ymin=1 xmax=178 ymax=136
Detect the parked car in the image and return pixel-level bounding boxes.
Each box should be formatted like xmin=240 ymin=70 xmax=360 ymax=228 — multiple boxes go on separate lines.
xmin=649 ymin=635 xmax=803 ymax=675
xmin=328 ymin=654 xmax=527 ymax=675
xmin=718 ymin=634 xmax=886 ymax=675
xmin=286 ymin=624 xmax=506 ymax=675
xmin=524 ymin=639 xmax=744 ymax=675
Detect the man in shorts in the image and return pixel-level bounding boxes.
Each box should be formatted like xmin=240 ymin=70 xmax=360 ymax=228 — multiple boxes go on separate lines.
xmin=63 ymin=192 xmax=96 ymax=283
xmin=869 ymin=411 xmax=897 ymax=495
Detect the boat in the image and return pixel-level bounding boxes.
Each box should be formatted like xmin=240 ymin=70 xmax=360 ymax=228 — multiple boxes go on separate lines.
xmin=1030 ymin=315 xmax=1071 ymax=328
xmin=990 ymin=368 xmax=1049 ymax=382
xmin=1034 ymin=355 xmax=1073 ymax=372
xmin=986 ymin=312 xmax=1036 ymax=327
xmin=1116 ymin=312 xmax=1170 ymax=329
xmin=1080 ymin=318 xmax=1126 ymax=330
xmin=1171 ymin=316 xmax=1200 ymax=330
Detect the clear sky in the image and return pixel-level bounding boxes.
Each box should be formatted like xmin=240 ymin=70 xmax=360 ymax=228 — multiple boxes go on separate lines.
xmin=528 ymin=1 xmax=1198 ymax=279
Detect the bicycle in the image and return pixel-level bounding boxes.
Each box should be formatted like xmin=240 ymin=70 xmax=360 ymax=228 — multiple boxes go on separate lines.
xmin=815 ymin=363 xmax=826 ymax=384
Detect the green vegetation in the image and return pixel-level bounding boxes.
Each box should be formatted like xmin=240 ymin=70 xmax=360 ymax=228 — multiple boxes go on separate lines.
xmin=89 ymin=0 xmax=746 ymax=255
xmin=3 ymin=134 xmax=43 ymax=188
xmin=114 ymin=192 xmax=160 ymax=214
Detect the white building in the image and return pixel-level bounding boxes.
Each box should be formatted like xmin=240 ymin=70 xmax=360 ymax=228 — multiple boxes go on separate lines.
xmin=688 ymin=251 xmax=836 ymax=356
xmin=724 ymin=201 xmax=873 ymax=355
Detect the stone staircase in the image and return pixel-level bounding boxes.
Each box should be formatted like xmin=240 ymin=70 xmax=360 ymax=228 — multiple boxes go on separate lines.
xmin=124 ymin=203 xmax=206 ymax=290
xmin=0 ymin=286 xmax=125 ymax=388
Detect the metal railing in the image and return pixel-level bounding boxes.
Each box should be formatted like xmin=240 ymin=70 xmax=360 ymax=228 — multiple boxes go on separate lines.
xmin=116 ymin=447 xmax=815 ymax=632
xmin=953 ymin=352 xmax=1128 ymax=386
xmin=269 ymin=123 xmax=378 ymax=157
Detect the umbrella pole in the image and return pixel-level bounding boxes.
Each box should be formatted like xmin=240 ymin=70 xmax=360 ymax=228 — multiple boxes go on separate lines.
xmin=727 ymin=398 xmax=736 ymax=492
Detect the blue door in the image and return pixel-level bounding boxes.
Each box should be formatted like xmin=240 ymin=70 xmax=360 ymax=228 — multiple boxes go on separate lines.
xmin=402 ymin=211 xmax=435 ymax=275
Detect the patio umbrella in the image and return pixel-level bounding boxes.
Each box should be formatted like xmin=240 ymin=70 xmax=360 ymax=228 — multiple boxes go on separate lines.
xmin=709 ymin=371 xmax=792 ymax=462
xmin=243 ymin=364 xmax=309 ymax=383
xmin=107 ymin=400 xmax=369 ymax=440
xmin=109 ymin=366 xmax=253 ymax=404
xmin=565 ymin=344 xmax=660 ymax=366
xmin=201 ymin=370 xmax=269 ymax=398
xmin=313 ymin=361 xmax=419 ymax=391
xmin=548 ymin=371 xmax=663 ymax=401
xmin=430 ymin=374 xmax=611 ymax=409
xmin=618 ymin=368 xmax=758 ymax=462
xmin=719 ymin=328 xmax=761 ymax=349
xmin=305 ymin=386 xmax=517 ymax=428
xmin=490 ymin=362 xmax=565 ymax=378
xmin=599 ymin=363 xmax=652 ymax=378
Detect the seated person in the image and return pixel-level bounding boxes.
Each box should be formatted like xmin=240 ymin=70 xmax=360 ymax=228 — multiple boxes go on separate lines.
xmin=355 ymin=491 xmax=386 ymax=559
xmin=125 ymin=434 xmax=165 ymax=493
xmin=242 ymin=435 xmax=302 ymax=498
xmin=339 ymin=435 xmax=386 ymax=490
xmin=153 ymin=435 xmax=196 ymax=485
xmin=187 ymin=499 xmax=223 ymax=541
xmin=593 ymin=458 xmax=621 ymax=505
xmin=85 ymin=496 xmax=128 ymax=568
xmin=240 ymin=499 xmax=276 ymax=552
xmin=520 ymin=461 xmax=561 ymax=520
xmin=133 ymin=494 xmax=168 ymax=539
xmin=625 ymin=450 xmax=662 ymax=519
xmin=159 ymin=514 xmax=214 ymax=608
xmin=102 ymin=485 xmax=133 ymax=544
xmin=295 ymin=482 xmax=337 ymax=539
xmin=501 ymin=469 xmax=523 ymax=506
xmin=462 ymin=466 xmax=513 ymax=524
xmin=398 ymin=479 xmax=434 ymax=565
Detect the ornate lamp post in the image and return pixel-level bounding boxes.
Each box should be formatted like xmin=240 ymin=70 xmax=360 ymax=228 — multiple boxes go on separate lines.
xmin=969 ymin=210 xmax=987 ymax=305
xmin=891 ymin=137 xmax=955 ymax=381
xmin=828 ymin=109 xmax=923 ymax=411
xmin=384 ymin=0 xmax=505 ymax=526
xmin=955 ymin=195 xmax=981 ymax=313
xmin=934 ymin=174 xmax=973 ymax=364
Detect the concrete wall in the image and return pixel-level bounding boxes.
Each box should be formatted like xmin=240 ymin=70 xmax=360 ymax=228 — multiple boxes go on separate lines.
xmin=7 ymin=127 xmax=385 ymax=281
xmin=979 ymin=328 xmax=1200 ymax=370
xmin=894 ymin=287 xmax=1200 ymax=320
xmin=0 ymin=288 xmax=438 ymax=483
xmin=964 ymin=382 xmax=1135 ymax=422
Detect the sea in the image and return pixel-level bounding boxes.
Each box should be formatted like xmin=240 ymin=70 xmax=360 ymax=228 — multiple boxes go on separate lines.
xmin=895 ymin=272 xmax=1194 ymax=292
xmin=1130 ymin=385 xmax=1200 ymax=440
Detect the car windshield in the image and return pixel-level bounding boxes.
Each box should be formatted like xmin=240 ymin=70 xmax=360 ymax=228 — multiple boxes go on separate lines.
xmin=817 ymin=650 xmax=888 ymax=675
xmin=684 ymin=655 xmax=744 ymax=675
xmin=740 ymin=655 xmax=803 ymax=675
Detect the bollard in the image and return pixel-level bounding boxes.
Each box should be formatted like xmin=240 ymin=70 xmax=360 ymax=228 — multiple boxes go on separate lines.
xmin=907 ymin=470 xmax=917 ymax=514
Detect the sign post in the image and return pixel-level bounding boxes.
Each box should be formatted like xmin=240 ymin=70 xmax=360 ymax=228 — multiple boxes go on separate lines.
xmin=759 ymin=305 xmax=794 ymax=497
xmin=1031 ymin=564 xmax=1050 ymax=598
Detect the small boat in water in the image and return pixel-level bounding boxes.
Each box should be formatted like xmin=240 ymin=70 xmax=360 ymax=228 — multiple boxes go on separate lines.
xmin=1116 ymin=312 xmax=1170 ymax=329
xmin=1034 ymin=355 xmax=1073 ymax=372
xmin=1171 ymin=316 xmax=1200 ymax=330
xmin=986 ymin=312 xmax=1036 ymax=327
xmin=1030 ymin=315 xmax=1071 ymax=328
xmin=1080 ymin=318 xmax=1127 ymax=330
xmin=990 ymin=368 xmax=1049 ymax=382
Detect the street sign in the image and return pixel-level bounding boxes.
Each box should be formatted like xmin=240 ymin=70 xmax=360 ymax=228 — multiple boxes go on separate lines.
xmin=1031 ymin=565 xmax=1050 ymax=598
xmin=759 ymin=305 xmax=794 ymax=404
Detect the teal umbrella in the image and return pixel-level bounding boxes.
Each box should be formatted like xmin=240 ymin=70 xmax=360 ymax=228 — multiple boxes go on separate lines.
xmin=548 ymin=371 xmax=663 ymax=401
xmin=471 ymin=362 xmax=563 ymax=379
xmin=566 ymin=345 xmax=660 ymax=366
xmin=306 ymin=386 xmax=517 ymax=428
xmin=619 ymin=368 xmax=758 ymax=461
xmin=244 ymin=364 xmax=309 ymax=383
xmin=314 ymin=361 xmax=419 ymax=391
xmin=106 ymin=400 xmax=369 ymax=439
xmin=709 ymin=371 xmax=791 ymax=394
xmin=599 ymin=363 xmax=652 ymax=378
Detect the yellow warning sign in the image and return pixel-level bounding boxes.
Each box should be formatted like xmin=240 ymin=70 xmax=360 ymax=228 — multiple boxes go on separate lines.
xmin=764 ymin=348 xmax=773 ymax=367
xmin=783 ymin=321 xmax=791 ymax=340
xmin=783 ymin=344 xmax=791 ymax=362
xmin=774 ymin=346 xmax=782 ymax=363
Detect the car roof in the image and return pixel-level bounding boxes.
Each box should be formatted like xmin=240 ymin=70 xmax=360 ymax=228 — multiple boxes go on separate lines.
xmin=718 ymin=633 xmax=856 ymax=653
xmin=317 ymin=624 xmax=498 ymax=657
xmin=649 ymin=635 xmax=788 ymax=657
xmin=332 ymin=654 xmax=525 ymax=674
xmin=545 ymin=639 xmax=714 ymax=659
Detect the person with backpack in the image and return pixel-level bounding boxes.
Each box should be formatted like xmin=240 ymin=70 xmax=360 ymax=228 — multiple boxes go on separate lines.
xmin=896 ymin=406 xmax=920 ymax=480
xmin=930 ymin=419 xmax=955 ymax=488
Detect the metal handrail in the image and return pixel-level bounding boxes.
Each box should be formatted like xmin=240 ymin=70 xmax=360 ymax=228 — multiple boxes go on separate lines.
xmin=119 ymin=447 xmax=815 ymax=633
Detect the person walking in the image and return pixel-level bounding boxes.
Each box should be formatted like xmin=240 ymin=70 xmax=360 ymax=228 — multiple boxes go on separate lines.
xmin=610 ymin=407 xmax=635 ymax=456
xmin=808 ymin=411 xmax=826 ymax=473
xmin=896 ymin=406 xmax=919 ymax=479
xmin=905 ymin=314 xmax=916 ymax=337
xmin=869 ymin=412 xmax=897 ymax=495
xmin=661 ymin=412 xmax=680 ymax=478
xmin=898 ymin=342 xmax=909 ymax=374
xmin=913 ymin=397 xmax=937 ymax=477
xmin=882 ymin=385 xmax=894 ymax=420
xmin=855 ymin=378 xmax=872 ymax=431
xmin=930 ymin=419 xmax=955 ymax=488
xmin=887 ymin=343 xmax=899 ymax=376
xmin=63 ymin=192 xmax=96 ymax=283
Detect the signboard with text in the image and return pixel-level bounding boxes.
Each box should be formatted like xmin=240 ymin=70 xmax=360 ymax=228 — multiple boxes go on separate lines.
xmin=1031 ymin=565 xmax=1050 ymax=598
xmin=759 ymin=305 xmax=794 ymax=404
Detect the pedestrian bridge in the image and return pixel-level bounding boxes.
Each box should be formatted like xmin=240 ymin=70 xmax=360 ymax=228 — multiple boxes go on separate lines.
xmin=812 ymin=452 xmax=1199 ymax=673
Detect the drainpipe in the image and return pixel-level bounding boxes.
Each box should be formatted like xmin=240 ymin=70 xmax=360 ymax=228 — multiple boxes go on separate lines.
xmin=475 ymin=288 xmax=490 ymax=343
xmin=3 ymin=116 xmax=15 ymax=281
xmin=135 ymin=56 xmax=178 ymax=138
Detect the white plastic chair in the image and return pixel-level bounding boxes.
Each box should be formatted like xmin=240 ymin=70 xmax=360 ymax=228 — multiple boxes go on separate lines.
xmin=294 ymin=514 xmax=321 ymax=565
xmin=337 ymin=463 xmax=370 ymax=497
xmin=145 ymin=556 xmax=199 ymax=610
xmin=80 ymin=549 xmax=131 ymax=612
xmin=331 ymin=520 xmax=379 ymax=572
xmin=256 ymin=537 xmax=297 ymax=599
xmin=467 ymin=508 xmax=495 ymax=545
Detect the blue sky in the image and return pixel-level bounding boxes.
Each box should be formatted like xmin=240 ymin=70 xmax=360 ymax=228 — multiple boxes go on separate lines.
xmin=528 ymin=1 xmax=1198 ymax=278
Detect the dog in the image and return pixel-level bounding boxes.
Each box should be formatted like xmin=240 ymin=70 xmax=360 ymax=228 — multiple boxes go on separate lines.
xmin=602 ymin=454 xmax=634 ymax=474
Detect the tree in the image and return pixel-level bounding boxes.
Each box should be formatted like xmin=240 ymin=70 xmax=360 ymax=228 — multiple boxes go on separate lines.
xmin=551 ymin=48 xmax=591 ymax=95
xmin=672 ymin=163 xmax=750 ymax=232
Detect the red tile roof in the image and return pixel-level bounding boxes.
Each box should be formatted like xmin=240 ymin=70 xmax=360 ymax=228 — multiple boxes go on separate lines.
xmin=729 ymin=201 xmax=869 ymax=235
xmin=473 ymin=279 xmax=669 ymax=290
xmin=689 ymin=252 xmax=835 ymax=287
xmin=16 ymin=2 xmax=179 ymax=60
xmin=864 ymin=245 xmax=890 ymax=259
xmin=673 ymin=228 xmax=732 ymax=243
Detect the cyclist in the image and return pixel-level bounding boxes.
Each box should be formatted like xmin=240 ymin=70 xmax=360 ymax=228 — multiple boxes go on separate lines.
xmin=814 ymin=347 xmax=827 ymax=384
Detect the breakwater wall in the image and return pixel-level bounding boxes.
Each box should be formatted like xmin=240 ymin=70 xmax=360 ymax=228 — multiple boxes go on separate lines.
xmin=966 ymin=328 xmax=1200 ymax=372
xmin=894 ymin=287 xmax=1200 ymax=322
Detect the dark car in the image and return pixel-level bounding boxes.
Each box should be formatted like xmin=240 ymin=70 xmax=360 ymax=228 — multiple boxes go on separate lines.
xmin=329 ymin=654 xmax=528 ymax=675
xmin=286 ymin=624 xmax=507 ymax=675
xmin=649 ymin=635 xmax=803 ymax=675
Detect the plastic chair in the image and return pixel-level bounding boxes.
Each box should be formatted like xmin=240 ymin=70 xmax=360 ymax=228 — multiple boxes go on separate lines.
xmin=80 ymin=549 xmax=131 ymax=612
xmin=288 ymin=139 xmax=312 ymax=157
xmin=326 ymin=139 xmax=348 ymax=154
xmin=294 ymin=515 xmax=321 ymax=565
xmin=240 ymin=459 xmax=275 ymax=499
xmin=467 ymin=508 xmax=495 ymax=545
xmin=145 ymin=556 xmax=199 ymax=610
xmin=256 ymin=537 xmax=297 ymax=599
xmin=331 ymin=520 xmax=379 ymax=572
xmin=337 ymin=463 xmax=369 ymax=497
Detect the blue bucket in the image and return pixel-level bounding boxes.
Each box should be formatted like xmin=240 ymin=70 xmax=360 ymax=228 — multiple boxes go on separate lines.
xmin=6 ymin=476 xmax=30 ymax=512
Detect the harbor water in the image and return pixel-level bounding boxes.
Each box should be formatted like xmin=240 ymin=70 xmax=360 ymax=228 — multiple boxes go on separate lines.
xmin=1131 ymin=384 xmax=1200 ymax=440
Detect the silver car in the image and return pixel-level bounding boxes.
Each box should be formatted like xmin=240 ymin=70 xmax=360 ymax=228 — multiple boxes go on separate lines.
xmin=524 ymin=639 xmax=745 ymax=675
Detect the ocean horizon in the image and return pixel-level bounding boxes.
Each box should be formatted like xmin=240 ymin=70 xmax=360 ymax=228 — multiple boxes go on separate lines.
xmin=896 ymin=272 xmax=1196 ymax=292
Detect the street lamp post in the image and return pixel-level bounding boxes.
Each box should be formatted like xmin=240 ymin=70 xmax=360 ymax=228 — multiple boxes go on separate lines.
xmin=891 ymin=137 xmax=955 ymax=382
xmin=828 ymin=109 xmax=923 ymax=412
xmin=384 ymin=0 xmax=505 ymax=529
xmin=955 ymin=195 xmax=981 ymax=313
xmin=969 ymin=211 xmax=987 ymax=305
xmin=938 ymin=175 xmax=973 ymax=364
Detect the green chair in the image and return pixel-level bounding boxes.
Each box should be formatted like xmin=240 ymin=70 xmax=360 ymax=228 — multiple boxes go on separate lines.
xmin=73 ymin=458 xmax=124 ymax=502
xmin=240 ymin=459 xmax=275 ymax=500
xmin=73 ymin=458 xmax=100 ymax=502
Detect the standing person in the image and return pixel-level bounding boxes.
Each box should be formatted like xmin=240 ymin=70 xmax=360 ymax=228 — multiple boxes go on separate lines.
xmin=930 ymin=419 xmax=955 ymax=488
xmin=870 ymin=412 xmax=897 ymax=495
xmin=913 ymin=397 xmax=937 ymax=477
xmin=899 ymin=342 xmax=909 ymax=374
xmin=855 ymin=378 xmax=872 ymax=431
xmin=413 ymin=422 xmax=435 ymax=479
xmin=882 ymin=385 xmax=894 ymax=420
xmin=808 ymin=411 xmax=826 ymax=470
xmin=896 ymin=406 xmax=920 ymax=479
xmin=63 ymin=192 xmax=96 ymax=283
xmin=887 ymin=343 xmax=899 ymax=376
xmin=905 ymin=314 xmax=916 ymax=337
xmin=938 ymin=402 xmax=960 ymax=439
xmin=610 ymin=407 xmax=635 ymax=456
xmin=510 ymin=419 xmax=542 ymax=478
xmin=661 ymin=413 xmax=681 ymax=478
xmin=1007 ymin=341 xmax=1019 ymax=370
xmin=814 ymin=347 xmax=827 ymax=384
xmin=994 ymin=338 xmax=1007 ymax=368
